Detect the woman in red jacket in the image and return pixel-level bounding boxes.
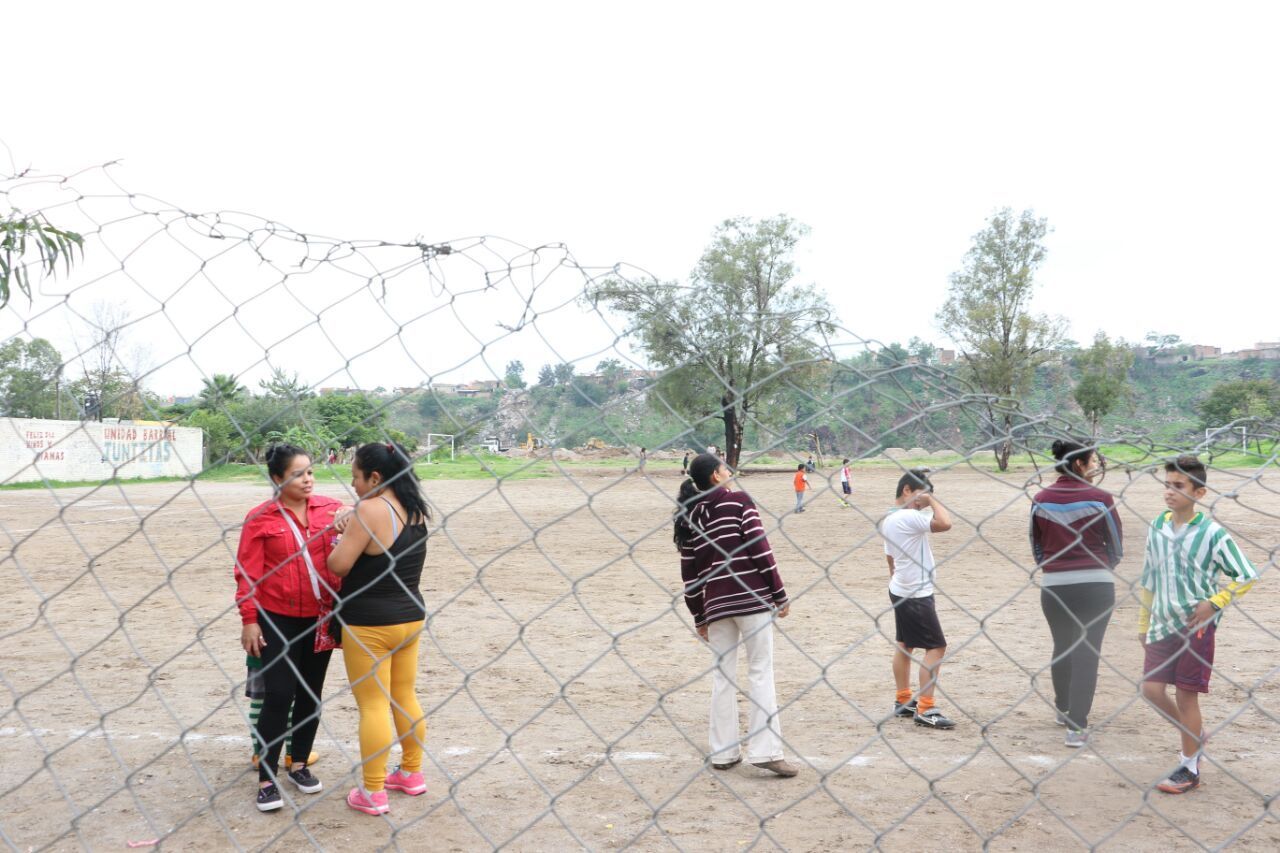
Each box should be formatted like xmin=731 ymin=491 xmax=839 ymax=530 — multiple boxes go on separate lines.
xmin=235 ymin=444 xmax=344 ymax=812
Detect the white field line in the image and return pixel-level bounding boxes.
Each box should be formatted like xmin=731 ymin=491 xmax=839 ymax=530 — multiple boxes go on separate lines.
xmin=3 ymin=502 xmax=250 ymax=535
xmin=0 ymin=727 xmax=1161 ymax=770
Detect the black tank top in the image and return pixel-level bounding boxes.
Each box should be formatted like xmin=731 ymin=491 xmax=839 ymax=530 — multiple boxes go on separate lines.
xmin=338 ymin=500 xmax=428 ymax=627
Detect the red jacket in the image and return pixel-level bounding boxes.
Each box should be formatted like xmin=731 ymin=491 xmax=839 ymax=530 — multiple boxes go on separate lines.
xmin=234 ymin=495 xmax=343 ymax=625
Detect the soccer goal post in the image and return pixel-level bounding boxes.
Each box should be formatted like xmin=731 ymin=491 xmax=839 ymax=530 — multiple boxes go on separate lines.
xmin=426 ymin=432 xmax=456 ymax=461
xmin=1204 ymin=425 xmax=1247 ymax=452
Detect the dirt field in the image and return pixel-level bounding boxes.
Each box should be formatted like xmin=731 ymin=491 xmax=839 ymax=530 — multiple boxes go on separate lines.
xmin=2 ymin=464 xmax=1278 ymax=851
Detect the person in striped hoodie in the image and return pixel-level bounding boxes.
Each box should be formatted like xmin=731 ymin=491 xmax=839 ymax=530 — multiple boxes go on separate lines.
xmin=674 ymin=453 xmax=799 ymax=778
xmin=1139 ymin=455 xmax=1259 ymax=795
xmin=1031 ymin=439 xmax=1123 ymax=748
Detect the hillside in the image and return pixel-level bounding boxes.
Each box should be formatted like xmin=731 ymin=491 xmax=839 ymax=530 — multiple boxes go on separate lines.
xmin=397 ymin=356 xmax=1280 ymax=457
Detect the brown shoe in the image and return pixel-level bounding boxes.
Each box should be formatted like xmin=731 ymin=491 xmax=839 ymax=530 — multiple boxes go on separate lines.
xmin=752 ymin=759 xmax=799 ymax=777
xmin=711 ymin=757 xmax=742 ymax=770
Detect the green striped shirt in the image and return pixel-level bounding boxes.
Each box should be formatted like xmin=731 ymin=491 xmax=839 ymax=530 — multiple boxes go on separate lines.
xmin=1140 ymin=511 xmax=1258 ymax=642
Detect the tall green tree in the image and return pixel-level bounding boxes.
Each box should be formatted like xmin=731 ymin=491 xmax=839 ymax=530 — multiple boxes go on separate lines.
xmin=503 ymin=360 xmax=526 ymax=389
xmin=1 ymin=211 xmax=84 ymax=308
xmin=937 ymin=208 xmax=1063 ymax=470
xmin=1072 ymin=332 xmax=1134 ymax=435
xmin=198 ymin=373 xmax=248 ymax=410
xmin=0 ymin=337 xmax=64 ymax=417
xmin=588 ymin=215 xmax=833 ymax=468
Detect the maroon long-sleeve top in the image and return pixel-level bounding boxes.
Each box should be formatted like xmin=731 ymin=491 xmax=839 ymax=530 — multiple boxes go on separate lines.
xmin=679 ymin=486 xmax=788 ymax=627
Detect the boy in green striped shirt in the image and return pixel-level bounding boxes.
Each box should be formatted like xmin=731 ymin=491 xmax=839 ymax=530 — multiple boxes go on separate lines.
xmin=1138 ymin=455 xmax=1258 ymax=794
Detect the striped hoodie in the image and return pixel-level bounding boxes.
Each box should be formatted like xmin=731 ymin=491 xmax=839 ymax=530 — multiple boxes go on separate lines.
xmin=1030 ymin=476 xmax=1123 ymax=586
xmin=679 ymin=486 xmax=788 ymax=627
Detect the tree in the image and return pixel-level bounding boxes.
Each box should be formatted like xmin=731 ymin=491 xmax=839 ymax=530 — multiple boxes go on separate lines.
xmin=503 ymin=360 xmax=526 ymax=389
xmin=1199 ymin=379 xmax=1280 ymax=430
xmin=78 ymin=302 xmax=147 ymax=421
xmin=311 ymin=393 xmax=384 ymax=446
xmin=876 ymin=342 xmax=910 ymax=368
xmin=937 ymin=208 xmax=1063 ymax=470
xmin=1144 ymin=332 xmax=1183 ymax=357
xmin=588 ymin=215 xmax=833 ymax=468
xmin=1 ymin=210 xmax=84 ymax=308
xmin=1072 ymin=333 xmax=1134 ymax=435
xmin=908 ymin=337 xmax=936 ymax=365
xmin=198 ymin=373 xmax=249 ymax=411
xmin=553 ymin=362 xmax=576 ymax=385
xmin=259 ymin=367 xmax=314 ymax=400
xmin=536 ymin=364 xmax=556 ymax=387
xmin=0 ymin=337 xmax=64 ymax=418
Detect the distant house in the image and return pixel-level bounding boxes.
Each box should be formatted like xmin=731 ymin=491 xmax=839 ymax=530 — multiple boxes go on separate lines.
xmin=1191 ymin=345 xmax=1221 ymax=360
xmin=319 ymin=387 xmax=370 ymax=397
xmin=428 ymin=383 xmax=460 ymax=395
xmin=937 ymin=349 xmax=956 ymax=365
xmin=456 ymin=379 xmax=501 ymax=397
xmin=1224 ymin=342 xmax=1280 ymax=361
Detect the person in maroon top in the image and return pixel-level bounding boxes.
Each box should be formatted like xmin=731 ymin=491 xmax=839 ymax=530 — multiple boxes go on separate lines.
xmin=674 ymin=453 xmax=798 ymax=778
xmin=234 ymin=444 xmax=344 ymax=812
xmin=1030 ymin=439 xmax=1123 ymax=747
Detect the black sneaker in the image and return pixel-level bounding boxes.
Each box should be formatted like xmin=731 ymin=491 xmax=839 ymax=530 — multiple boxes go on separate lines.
xmin=914 ymin=708 xmax=956 ymax=730
xmin=256 ymin=782 xmax=283 ymax=812
xmin=288 ymin=765 xmax=323 ymax=794
xmin=893 ymin=699 xmax=918 ymax=718
xmin=1156 ymin=765 xmax=1201 ymax=794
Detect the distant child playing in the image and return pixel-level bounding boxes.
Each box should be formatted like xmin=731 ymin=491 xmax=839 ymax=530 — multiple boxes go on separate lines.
xmin=793 ymin=465 xmax=809 ymax=514
xmin=1139 ymin=455 xmax=1258 ymax=794
xmin=839 ymin=459 xmax=852 ymax=507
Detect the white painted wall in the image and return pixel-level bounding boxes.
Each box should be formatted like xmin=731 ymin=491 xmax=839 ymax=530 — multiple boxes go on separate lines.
xmin=0 ymin=418 xmax=204 ymax=485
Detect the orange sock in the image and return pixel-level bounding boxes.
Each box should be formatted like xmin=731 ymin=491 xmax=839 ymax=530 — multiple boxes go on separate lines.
xmin=917 ymin=696 xmax=935 ymax=715
xmin=896 ymin=689 xmax=912 ymax=706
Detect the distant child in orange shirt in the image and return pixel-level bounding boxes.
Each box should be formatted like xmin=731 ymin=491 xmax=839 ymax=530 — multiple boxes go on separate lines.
xmin=793 ymin=464 xmax=809 ymax=514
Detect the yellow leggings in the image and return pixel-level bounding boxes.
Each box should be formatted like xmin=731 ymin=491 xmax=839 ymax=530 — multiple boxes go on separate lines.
xmin=341 ymin=621 xmax=426 ymax=791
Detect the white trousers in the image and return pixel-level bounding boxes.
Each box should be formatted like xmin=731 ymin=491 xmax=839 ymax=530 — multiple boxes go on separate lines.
xmin=707 ymin=611 xmax=783 ymax=763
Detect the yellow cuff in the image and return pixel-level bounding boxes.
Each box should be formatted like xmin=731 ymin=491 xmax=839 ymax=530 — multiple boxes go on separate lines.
xmin=1137 ymin=587 xmax=1154 ymax=634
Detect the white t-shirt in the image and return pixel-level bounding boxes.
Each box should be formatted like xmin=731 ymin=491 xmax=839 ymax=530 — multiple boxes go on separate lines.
xmin=881 ymin=507 xmax=937 ymax=599
xmin=840 ymin=466 xmax=851 ymax=484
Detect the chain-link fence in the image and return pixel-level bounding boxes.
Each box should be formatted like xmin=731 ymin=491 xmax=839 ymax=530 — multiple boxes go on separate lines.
xmin=1 ymin=163 xmax=1278 ymax=851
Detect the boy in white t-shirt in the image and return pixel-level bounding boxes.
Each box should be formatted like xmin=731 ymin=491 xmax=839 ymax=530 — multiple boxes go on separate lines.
xmin=838 ymin=458 xmax=852 ymax=507
xmin=880 ymin=469 xmax=955 ymax=729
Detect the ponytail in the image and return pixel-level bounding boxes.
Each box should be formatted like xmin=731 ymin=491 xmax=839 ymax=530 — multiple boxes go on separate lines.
xmin=353 ymin=441 xmax=431 ymax=524
xmin=672 ymin=477 xmax=700 ymax=549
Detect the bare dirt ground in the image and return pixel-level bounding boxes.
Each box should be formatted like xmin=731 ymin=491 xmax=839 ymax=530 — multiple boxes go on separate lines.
xmin=2 ymin=464 xmax=1278 ymax=851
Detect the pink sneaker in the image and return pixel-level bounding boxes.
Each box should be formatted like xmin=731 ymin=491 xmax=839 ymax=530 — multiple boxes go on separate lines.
xmin=385 ymin=768 xmax=427 ymax=796
xmin=347 ymin=787 xmax=390 ymax=816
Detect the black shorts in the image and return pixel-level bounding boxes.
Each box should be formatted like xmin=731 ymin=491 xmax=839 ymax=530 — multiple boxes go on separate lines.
xmin=841 ymin=482 xmax=852 ymax=495
xmin=889 ymin=592 xmax=946 ymax=650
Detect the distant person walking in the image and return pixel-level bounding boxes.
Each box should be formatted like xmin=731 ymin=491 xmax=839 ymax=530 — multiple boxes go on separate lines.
xmin=1031 ymin=439 xmax=1122 ymax=748
xmin=793 ymin=464 xmax=810 ymax=513
xmin=682 ymin=451 xmax=691 ymax=476
xmin=639 ymin=447 xmax=648 ymax=472
xmin=674 ymin=453 xmax=799 ymax=778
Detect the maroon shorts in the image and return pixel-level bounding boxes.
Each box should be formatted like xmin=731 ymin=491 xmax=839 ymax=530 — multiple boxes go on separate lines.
xmin=1143 ymin=623 xmax=1216 ymax=693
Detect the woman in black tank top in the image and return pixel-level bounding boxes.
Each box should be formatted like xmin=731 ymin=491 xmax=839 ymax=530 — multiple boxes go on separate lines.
xmin=327 ymin=442 xmax=432 ymax=815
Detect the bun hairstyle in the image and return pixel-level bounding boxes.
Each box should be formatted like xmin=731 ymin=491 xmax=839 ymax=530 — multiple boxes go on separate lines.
xmin=265 ymin=443 xmax=309 ymax=482
xmin=672 ymin=453 xmax=725 ymax=550
xmin=1051 ymin=439 xmax=1094 ymax=477
xmin=353 ymin=441 xmax=431 ymax=524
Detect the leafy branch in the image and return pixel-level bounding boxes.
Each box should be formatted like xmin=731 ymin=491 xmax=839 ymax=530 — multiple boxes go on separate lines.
xmin=0 ymin=210 xmax=84 ymax=307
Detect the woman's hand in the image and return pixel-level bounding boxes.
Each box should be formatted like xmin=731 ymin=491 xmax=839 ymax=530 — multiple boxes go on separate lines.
xmin=242 ymin=623 xmax=265 ymax=656
xmin=334 ymin=508 xmax=355 ymax=533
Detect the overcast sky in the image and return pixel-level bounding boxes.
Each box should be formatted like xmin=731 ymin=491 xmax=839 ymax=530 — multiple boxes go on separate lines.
xmin=4 ymin=1 xmax=1278 ymax=394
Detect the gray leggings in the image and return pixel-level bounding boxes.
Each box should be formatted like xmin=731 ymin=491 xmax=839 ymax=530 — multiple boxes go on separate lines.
xmin=1040 ymin=582 xmax=1115 ymax=729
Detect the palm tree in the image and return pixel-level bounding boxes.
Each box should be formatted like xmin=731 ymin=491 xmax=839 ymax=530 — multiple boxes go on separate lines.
xmin=198 ymin=373 xmax=248 ymax=410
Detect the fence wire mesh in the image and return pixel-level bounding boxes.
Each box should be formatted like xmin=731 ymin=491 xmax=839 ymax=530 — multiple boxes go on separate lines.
xmin=1 ymin=163 xmax=1278 ymax=851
